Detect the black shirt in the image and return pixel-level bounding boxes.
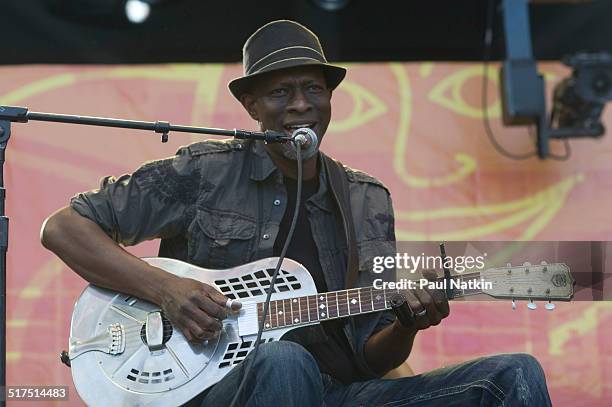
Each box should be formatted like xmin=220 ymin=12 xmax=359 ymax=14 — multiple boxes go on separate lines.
xmin=273 ymin=175 xmax=363 ymax=384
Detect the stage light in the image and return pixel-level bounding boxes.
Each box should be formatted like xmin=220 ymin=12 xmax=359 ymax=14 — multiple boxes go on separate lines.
xmin=551 ymin=52 xmax=612 ymax=136
xmin=311 ymin=0 xmax=351 ymax=11
xmin=48 ymin=0 xmax=171 ymax=25
xmin=496 ymin=0 xmax=610 ymax=159
xmin=125 ymin=0 xmax=151 ymax=23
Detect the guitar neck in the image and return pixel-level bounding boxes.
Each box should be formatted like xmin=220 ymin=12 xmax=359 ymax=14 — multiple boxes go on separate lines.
xmin=258 ymin=272 xmax=484 ymax=331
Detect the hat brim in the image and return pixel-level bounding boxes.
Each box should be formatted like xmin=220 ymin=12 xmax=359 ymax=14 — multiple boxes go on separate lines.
xmin=228 ymin=60 xmax=346 ymax=101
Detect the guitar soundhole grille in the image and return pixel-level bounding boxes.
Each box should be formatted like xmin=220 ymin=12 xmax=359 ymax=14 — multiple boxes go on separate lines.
xmin=139 ymin=314 xmax=173 ymax=346
xmin=218 ymin=338 xmax=274 ymax=368
xmin=126 ymin=368 xmax=174 ymax=385
xmin=215 ymin=269 xmax=301 ymax=300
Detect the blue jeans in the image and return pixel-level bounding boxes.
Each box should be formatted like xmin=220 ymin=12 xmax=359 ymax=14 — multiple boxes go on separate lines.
xmin=195 ymin=341 xmax=552 ymax=407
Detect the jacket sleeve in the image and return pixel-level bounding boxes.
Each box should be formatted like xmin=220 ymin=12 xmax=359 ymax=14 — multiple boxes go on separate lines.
xmin=353 ymin=184 xmax=398 ymax=378
xmin=69 ymin=146 xmax=202 ymax=246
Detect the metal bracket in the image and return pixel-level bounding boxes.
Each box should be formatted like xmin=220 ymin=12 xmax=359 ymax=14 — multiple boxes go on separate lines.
xmin=69 ymin=323 xmax=125 ymax=360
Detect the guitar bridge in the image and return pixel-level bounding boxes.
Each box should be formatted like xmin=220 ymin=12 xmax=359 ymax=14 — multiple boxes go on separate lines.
xmin=69 ymin=323 xmax=126 ymax=360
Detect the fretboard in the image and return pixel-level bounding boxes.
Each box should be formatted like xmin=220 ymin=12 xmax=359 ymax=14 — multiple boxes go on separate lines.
xmin=258 ymin=272 xmax=484 ymax=331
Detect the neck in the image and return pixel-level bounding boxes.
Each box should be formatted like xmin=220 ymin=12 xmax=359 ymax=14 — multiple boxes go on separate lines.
xmin=256 ymin=271 xmax=484 ymax=331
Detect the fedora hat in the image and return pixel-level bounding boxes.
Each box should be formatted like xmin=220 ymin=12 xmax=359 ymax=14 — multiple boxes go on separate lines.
xmin=228 ymin=20 xmax=346 ymax=100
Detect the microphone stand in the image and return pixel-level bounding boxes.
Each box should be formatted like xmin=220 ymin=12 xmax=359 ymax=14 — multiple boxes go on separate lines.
xmin=0 ymin=105 xmax=291 ymax=403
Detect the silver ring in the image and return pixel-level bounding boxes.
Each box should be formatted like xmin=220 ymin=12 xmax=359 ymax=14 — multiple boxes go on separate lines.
xmin=415 ymin=309 xmax=427 ymax=317
xmin=226 ymin=299 xmax=242 ymax=311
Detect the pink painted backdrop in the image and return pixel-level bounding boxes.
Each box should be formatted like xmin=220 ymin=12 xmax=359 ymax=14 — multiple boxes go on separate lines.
xmin=2 ymin=62 xmax=611 ymax=405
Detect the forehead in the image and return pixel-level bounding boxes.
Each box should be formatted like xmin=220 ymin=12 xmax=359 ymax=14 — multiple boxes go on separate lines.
xmin=254 ymin=66 xmax=326 ymax=88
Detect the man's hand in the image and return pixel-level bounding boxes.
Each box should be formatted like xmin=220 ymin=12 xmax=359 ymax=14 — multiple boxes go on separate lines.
xmin=398 ymin=269 xmax=450 ymax=332
xmin=159 ymin=276 xmax=241 ymax=343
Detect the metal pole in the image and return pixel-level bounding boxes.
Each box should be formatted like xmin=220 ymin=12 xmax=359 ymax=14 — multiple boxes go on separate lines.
xmin=0 ymin=120 xmax=11 ymax=407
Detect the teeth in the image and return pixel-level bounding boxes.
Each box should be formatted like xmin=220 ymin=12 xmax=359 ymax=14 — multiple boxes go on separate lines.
xmin=287 ymin=124 xmax=312 ymax=129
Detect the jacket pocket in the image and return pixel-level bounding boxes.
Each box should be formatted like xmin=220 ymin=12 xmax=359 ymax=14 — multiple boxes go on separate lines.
xmin=188 ymin=207 xmax=256 ymax=268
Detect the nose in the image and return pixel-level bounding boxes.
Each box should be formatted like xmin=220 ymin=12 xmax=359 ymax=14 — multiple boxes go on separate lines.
xmin=287 ymin=88 xmax=312 ymax=113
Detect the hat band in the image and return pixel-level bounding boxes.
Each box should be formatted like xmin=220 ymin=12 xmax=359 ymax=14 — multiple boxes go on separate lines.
xmin=247 ymin=46 xmax=327 ymax=75
xmin=250 ymin=57 xmax=323 ymax=75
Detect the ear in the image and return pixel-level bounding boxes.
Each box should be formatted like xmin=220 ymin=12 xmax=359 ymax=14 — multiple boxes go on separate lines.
xmin=240 ymin=93 xmax=259 ymax=121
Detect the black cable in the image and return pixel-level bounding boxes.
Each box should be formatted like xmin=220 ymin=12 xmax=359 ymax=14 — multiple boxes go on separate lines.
xmin=548 ymin=139 xmax=572 ymax=161
xmin=483 ymin=0 xmax=537 ymax=160
xmin=547 ymin=104 xmax=572 ymax=161
xmin=226 ymin=143 xmax=304 ymax=407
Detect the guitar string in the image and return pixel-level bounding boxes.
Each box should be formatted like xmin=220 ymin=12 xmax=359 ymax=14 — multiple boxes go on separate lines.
xmin=116 ymin=277 xmax=487 ymax=333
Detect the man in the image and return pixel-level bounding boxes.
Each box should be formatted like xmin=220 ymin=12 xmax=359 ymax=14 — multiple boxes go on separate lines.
xmin=41 ymin=20 xmax=552 ymax=406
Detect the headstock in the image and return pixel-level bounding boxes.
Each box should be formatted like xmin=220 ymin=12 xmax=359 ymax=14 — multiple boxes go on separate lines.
xmin=480 ymin=262 xmax=574 ymax=309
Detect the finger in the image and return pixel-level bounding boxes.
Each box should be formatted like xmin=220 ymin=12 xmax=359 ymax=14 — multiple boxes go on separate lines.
xmin=420 ymin=269 xmax=450 ymax=317
xmin=423 ymin=285 xmax=450 ymax=317
xmin=421 ymin=269 xmax=438 ymax=282
xmin=205 ymin=286 xmax=232 ymax=308
xmin=183 ymin=303 xmax=223 ymax=332
xmin=402 ymin=290 xmax=429 ymax=329
xmin=412 ymin=289 xmax=442 ymax=326
xmin=184 ymin=321 xmax=218 ymax=343
xmin=197 ymin=313 xmax=223 ymax=333
xmin=193 ymin=294 xmax=227 ymax=320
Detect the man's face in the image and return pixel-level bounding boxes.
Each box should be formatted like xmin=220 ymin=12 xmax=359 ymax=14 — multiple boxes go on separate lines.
xmin=241 ymin=65 xmax=332 ymax=160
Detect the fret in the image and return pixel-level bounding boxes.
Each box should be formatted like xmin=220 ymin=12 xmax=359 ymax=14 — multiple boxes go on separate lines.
xmin=382 ymin=288 xmax=388 ymax=310
xmin=360 ymin=288 xmax=373 ymax=313
xmin=328 ymin=292 xmax=339 ymax=318
xmin=370 ymin=288 xmax=374 ymax=310
xmin=257 ymin=302 xmax=264 ymax=328
xmin=317 ymin=294 xmax=328 ymax=320
xmin=278 ymin=299 xmax=285 ymax=327
xmin=337 ymin=290 xmax=349 ymax=317
xmin=300 ymin=296 xmax=309 ymax=322
xmin=271 ymin=300 xmax=277 ymax=328
xmin=372 ymin=288 xmax=386 ymax=311
xmin=276 ymin=300 xmax=282 ymax=327
xmin=347 ymin=289 xmax=360 ymax=315
xmin=308 ymin=295 xmax=318 ymax=321
xmin=283 ymin=299 xmax=290 ymax=326
xmin=267 ymin=300 xmax=272 ymax=328
xmin=291 ymin=298 xmax=299 ymax=325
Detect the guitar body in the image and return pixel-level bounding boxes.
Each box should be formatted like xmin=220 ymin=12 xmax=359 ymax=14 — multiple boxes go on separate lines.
xmin=68 ymin=257 xmax=318 ymax=407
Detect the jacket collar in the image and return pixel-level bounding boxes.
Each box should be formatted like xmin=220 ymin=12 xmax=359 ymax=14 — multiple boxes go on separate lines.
xmin=249 ymin=141 xmax=277 ymax=181
xmin=249 ymin=141 xmax=335 ymax=213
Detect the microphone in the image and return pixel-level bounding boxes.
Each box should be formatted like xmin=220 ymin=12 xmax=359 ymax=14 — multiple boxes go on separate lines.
xmin=290 ymin=127 xmax=319 ymax=159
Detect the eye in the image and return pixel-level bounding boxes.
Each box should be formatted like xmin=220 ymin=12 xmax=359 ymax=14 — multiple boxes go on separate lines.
xmin=307 ymin=84 xmax=325 ymax=93
xmin=269 ymin=88 xmax=288 ymax=97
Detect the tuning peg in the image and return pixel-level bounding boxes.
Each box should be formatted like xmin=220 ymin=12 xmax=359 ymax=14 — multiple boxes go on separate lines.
xmin=540 ymin=261 xmax=548 ymax=265
xmin=522 ymin=262 xmax=532 ymax=267
xmin=545 ymin=301 xmax=555 ymax=311
xmin=506 ymin=263 xmax=512 ymax=267
xmin=527 ymin=300 xmax=537 ymax=310
xmin=512 ymin=299 xmax=516 ymax=310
